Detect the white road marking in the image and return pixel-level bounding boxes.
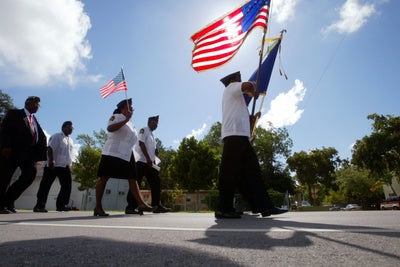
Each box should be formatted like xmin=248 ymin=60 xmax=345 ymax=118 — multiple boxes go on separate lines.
xmin=9 ymin=222 xmax=400 ymax=233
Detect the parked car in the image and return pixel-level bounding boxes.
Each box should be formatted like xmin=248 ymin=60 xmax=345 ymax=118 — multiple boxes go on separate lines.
xmin=341 ymin=204 xmax=362 ymax=211
xmin=380 ymin=196 xmax=400 ymax=210
xmin=329 ymin=203 xmax=345 ymax=211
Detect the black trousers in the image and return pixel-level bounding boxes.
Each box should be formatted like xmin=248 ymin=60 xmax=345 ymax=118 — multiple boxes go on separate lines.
xmin=126 ymin=161 xmax=161 ymax=208
xmin=0 ymin=154 xmax=37 ymax=208
xmin=36 ymin=166 xmax=72 ymax=209
xmin=218 ymin=136 xmax=272 ymax=213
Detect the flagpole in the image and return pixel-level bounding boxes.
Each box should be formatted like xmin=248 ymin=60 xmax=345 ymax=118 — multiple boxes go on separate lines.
xmin=249 ymin=27 xmax=268 ymax=136
xmin=250 ymin=30 xmax=286 ymax=136
xmin=120 ymin=66 xmax=131 ymax=112
xmin=251 ymin=28 xmax=267 ymax=117
xmin=250 ymin=93 xmax=266 ymax=136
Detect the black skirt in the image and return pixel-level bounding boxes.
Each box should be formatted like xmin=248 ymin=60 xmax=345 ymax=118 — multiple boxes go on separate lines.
xmin=97 ymin=154 xmax=137 ymax=179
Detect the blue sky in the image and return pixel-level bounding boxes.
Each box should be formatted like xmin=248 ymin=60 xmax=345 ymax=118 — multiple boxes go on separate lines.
xmin=0 ymin=0 xmax=399 ymax=161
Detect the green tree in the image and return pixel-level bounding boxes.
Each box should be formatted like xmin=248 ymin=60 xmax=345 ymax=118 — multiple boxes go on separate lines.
xmin=352 ymin=114 xmax=400 ymax=193
xmin=287 ymin=147 xmax=340 ymax=205
xmin=0 ymin=90 xmax=15 ymax=124
xmin=73 ymin=145 xmax=101 ymax=191
xmin=93 ymin=129 xmax=108 ymax=148
xmin=334 ymin=165 xmax=383 ymax=208
xmin=202 ymin=122 xmax=222 ymax=152
xmin=168 ymin=137 xmax=219 ymax=192
xmin=155 ymin=138 xmax=176 ymax=189
xmin=252 ymin=126 xmax=295 ymax=194
xmin=72 ymin=131 xmax=105 ymax=209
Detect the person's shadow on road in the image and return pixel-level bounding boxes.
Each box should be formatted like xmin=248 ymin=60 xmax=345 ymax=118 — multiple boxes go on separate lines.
xmin=189 ymin=213 xmax=400 ymax=261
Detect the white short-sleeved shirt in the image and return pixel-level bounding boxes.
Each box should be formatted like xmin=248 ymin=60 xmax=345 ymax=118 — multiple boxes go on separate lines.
xmin=102 ymin=113 xmax=138 ymax=162
xmin=134 ymin=126 xmax=156 ymax=163
xmin=48 ymin=132 xmax=74 ymax=167
xmin=221 ymin=82 xmax=250 ymax=139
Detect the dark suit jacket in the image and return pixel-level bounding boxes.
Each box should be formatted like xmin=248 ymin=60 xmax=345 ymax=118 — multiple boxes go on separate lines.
xmin=0 ymin=109 xmax=47 ymax=162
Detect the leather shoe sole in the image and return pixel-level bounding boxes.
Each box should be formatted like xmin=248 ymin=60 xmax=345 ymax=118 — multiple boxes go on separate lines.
xmin=261 ymin=208 xmax=288 ymax=217
xmin=153 ymin=205 xmax=172 ymax=213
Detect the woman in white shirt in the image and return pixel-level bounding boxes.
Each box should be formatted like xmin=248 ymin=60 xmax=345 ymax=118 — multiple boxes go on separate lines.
xmin=94 ymin=98 xmax=152 ymax=216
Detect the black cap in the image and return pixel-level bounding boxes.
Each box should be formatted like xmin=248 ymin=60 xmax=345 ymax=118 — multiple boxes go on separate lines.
xmin=116 ymin=98 xmax=132 ymax=109
xmin=148 ymin=115 xmax=159 ymax=123
xmin=220 ymin=71 xmax=241 ymax=87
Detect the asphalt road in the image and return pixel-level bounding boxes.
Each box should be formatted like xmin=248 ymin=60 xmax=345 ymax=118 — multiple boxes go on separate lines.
xmin=1 ymin=210 xmax=399 ymax=266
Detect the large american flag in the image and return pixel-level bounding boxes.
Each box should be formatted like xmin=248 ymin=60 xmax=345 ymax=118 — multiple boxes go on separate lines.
xmin=100 ymin=69 xmax=128 ymax=98
xmin=191 ymin=0 xmax=270 ymax=72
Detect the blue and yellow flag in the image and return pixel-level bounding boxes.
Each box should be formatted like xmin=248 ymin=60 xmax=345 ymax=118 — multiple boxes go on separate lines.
xmin=244 ymin=37 xmax=281 ymax=105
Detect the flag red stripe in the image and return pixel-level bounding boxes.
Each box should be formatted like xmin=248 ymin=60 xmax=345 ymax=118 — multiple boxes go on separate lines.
xmin=192 ymin=42 xmax=243 ymax=65
xmin=100 ymin=81 xmax=127 ymax=98
xmin=191 ymin=8 xmax=243 ymax=42
xmin=191 ymin=3 xmax=269 ymax=72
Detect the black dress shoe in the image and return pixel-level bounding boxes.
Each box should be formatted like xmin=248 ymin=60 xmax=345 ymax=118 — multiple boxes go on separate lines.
xmin=93 ymin=209 xmax=109 ymax=216
xmin=33 ymin=207 xmax=48 ymax=213
xmin=7 ymin=206 xmax=16 ymax=213
xmin=0 ymin=208 xmax=11 ymax=214
xmin=215 ymin=210 xmax=242 ymax=219
xmin=260 ymin=207 xmax=288 ymax=217
xmin=125 ymin=207 xmax=140 ymax=214
xmin=138 ymin=205 xmax=153 ymax=212
xmin=153 ymin=205 xmax=172 ymax=213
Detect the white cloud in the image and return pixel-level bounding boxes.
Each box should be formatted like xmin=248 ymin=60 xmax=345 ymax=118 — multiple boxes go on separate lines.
xmin=170 ymin=123 xmax=208 ymax=149
xmin=186 ymin=123 xmax=207 ymax=139
xmin=323 ymin=0 xmax=375 ymax=34
xmin=0 ymin=0 xmax=92 ymax=86
xmin=271 ymin=0 xmax=299 ymax=25
xmin=258 ymin=79 xmax=306 ymax=129
xmin=72 ymin=143 xmax=81 ymax=163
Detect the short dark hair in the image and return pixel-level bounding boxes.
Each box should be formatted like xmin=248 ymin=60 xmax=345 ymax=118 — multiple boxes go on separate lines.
xmin=62 ymin=121 xmax=72 ymax=129
xmin=25 ymin=96 xmax=40 ymax=105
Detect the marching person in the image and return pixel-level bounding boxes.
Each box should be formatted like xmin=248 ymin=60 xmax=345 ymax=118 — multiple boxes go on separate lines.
xmin=216 ymin=71 xmax=287 ymax=219
xmin=33 ymin=121 xmax=74 ymax=212
xmin=0 ymin=96 xmax=47 ymax=214
xmin=125 ymin=115 xmax=171 ymax=214
xmin=94 ymin=98 xmax=153 ymax=216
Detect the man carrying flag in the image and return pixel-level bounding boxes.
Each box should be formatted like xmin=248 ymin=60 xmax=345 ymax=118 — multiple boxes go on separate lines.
xmin=191 ymin=0 xmax=270 ymax=72
xmin=216 ymin=71 xmax=287 ymax=219
xmin=100 ymin=68 xmax=128 ymax=98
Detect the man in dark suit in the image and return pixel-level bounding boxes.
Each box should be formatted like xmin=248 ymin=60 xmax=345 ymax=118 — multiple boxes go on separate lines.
xmin=0 ymin=96 xmax=47 ymax=214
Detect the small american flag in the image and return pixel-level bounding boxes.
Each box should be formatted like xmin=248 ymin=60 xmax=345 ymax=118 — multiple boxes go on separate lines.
xmin=191 ymin=0 xmax=270 ymax=72
xmin=100 ymin=69 xmax=128 ymax=98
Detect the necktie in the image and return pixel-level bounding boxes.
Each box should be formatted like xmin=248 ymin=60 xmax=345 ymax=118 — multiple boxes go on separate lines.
xmin=29 ymin=114 xmax=36 ymax=144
